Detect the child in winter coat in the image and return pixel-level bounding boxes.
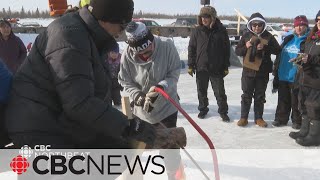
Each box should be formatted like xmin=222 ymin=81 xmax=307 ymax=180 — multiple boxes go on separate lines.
xmin=107 ymin=43 xmax=122 ymax=106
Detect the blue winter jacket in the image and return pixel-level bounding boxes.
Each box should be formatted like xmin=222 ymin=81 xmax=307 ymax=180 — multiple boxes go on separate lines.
xmin=0 ymin=59 xmax=12 ymax=104
xmin=278 ymin=32 xmax=308 ymax=83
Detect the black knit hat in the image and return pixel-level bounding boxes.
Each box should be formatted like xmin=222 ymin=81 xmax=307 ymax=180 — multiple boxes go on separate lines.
xmin=89 ymin=0 xmax=134 ymax=24
xmin=315 ymin=10 xmax=320 ymax=22
xmin=125 ymin=21 xmax=154 ymax=52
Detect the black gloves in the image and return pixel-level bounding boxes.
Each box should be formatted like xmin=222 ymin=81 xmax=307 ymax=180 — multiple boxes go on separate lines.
xmin=188 ymin=66 xmax=195 ymax=77
xmin=123 ymin=118 xmax=156 ymax=146
xmin=143 ymin=85 xmax=164 ymax=113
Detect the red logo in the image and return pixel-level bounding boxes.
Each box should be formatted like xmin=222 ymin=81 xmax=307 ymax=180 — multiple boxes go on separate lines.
xmin=10 ymin=155 xmax=30 ymax=175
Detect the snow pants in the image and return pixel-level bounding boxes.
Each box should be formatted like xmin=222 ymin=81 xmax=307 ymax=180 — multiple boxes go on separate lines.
xmin=299 ymin=86 xmax=320 ymax=122
xmin=196 ymin=71 xmax=228 ymax=114
xmin=241 ymin=74 xmax=269 ymax=120
xmin=274 ymin=81 xmax=302 ymax=124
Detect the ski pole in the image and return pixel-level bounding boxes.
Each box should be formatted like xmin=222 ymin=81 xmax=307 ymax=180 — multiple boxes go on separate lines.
xmin=155 ymin=87 xmax=220 ymax=180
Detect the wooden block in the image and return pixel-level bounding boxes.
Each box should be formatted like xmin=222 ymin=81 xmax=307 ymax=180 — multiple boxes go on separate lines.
xmin=147 ymin=127 xmax=187 ymax=149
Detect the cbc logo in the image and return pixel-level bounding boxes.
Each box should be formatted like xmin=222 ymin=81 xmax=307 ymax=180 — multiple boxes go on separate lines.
xmin=10 ymin=155 xmax=30 ymax=175
xmin=19 ymin=145 xmax=33 ymax=159
xmin=19 ymin=145 xmax=51 ymax=159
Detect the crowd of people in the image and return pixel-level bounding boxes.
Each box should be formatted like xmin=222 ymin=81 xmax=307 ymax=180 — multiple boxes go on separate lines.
xmin=186 ymin=5 xmax=320 ymax=147
xmin=0 ymin=0 xmax=319 ymax=171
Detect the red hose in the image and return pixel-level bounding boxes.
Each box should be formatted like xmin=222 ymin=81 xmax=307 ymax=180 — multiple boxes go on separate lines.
xmin=155 ymin=87 xmax=220 ymax=180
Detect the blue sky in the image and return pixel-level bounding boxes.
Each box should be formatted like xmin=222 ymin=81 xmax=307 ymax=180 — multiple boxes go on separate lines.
xmin=2 ymin=0 xmax=320 ymax=19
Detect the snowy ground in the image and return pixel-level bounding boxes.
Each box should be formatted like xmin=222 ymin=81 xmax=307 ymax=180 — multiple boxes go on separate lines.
xmin=177 ymin=66 xmax=318 ymax=149
xmin=2 ymin=18 xmax=319 ymax=180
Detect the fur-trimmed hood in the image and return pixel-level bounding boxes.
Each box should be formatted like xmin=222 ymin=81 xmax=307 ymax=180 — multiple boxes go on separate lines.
xmin=246 ymin=12 xmax=267 ymax=36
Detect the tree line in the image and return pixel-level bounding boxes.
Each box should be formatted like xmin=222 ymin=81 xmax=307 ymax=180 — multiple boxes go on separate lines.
xmin=0 ymin=7 xmax=296 ymax=24
xmin=0 ymin=7 xmax=51 ymax=19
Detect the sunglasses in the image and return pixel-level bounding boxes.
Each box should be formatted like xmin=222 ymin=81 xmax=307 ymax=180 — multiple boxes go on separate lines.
xmin=251 ymin=23 xmax=263 ymax=27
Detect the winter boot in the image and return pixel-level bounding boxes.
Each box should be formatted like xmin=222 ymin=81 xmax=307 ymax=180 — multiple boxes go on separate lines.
xmin=220 ymin=114 xmax=230 ymax=122
xmin=289 ymin=117 xmax=310 ymax=139
xmin=167 ymin=162 xmax=186 ymax=180
xmin=296 ymin=120 xmax=320 ymax=146
xmin=255 ymin=118 xmax=268 ymax=127
xmin=198 ymin=111 xmax=208 ymax=119
xmin=237 ymin=118 xmax=248 ymax=127
xmin=291 ymin=123 xmax=301 ymax=130
xmin=272 ymin=120 xmax=287 ymax=127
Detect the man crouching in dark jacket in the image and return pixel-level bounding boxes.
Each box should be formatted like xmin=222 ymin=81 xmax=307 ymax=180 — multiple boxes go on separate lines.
xmin=4 ymin=0 xmax=155 ymax=149
xmin=235 ymin=12 xmax=281 ymax=127
xmin=188 ymin=6 xmax=231 ymax=121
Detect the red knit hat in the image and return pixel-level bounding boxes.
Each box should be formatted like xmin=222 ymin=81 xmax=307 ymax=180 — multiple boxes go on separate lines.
xmin=294 ymin=15 xmax=309 ymax=27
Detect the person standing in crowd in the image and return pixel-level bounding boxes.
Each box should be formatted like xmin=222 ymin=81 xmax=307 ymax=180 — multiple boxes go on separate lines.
xmin=5 ymin=0 xmax=155 ymax=149
xmin=0 ymin=59 xmax=12 ymax=148
xmin=272 ymin=15 xmax=309 ymax=129
xmin=292 ymin=10 xmax=320 ymax=146
xmin=188 ymin=6 xmax=231 ymax=121
xmin=107 ymin=42 xmax=122 ymax=106
xmin=0 ymin=19 xmax=27 ymax=74
xmin=119 ymin=21 xmax=185 ymax=180
xmin=235 ymin=12 xmax=281 ymax=127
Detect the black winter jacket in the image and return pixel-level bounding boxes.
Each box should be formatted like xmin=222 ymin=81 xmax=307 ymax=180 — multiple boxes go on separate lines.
xmin=188 ymin=19 xmax=230 ymax=76
xmin=235 ymin=31 xmax=281 ymax=77
xmin=301 ymin=38 xmax=320 ymax=89
xmin=5 ymin=8 xmax=129 ymax=147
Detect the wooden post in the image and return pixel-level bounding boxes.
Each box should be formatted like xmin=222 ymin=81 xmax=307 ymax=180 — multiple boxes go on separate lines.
xmin=121 ymin=97 xmax=146 ymax=149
